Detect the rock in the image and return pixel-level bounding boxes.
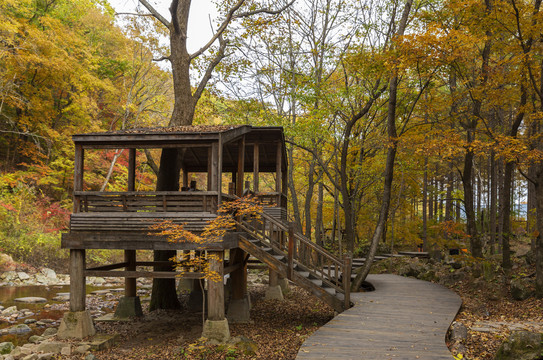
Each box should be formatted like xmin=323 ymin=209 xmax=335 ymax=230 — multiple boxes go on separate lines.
xmin=37 ymin=354 xmax=54 ymax=360
xmin=90 ymin=290 xmax=110 ymax=295
xmin=17 ymin=272 xmax=30 ymax=281
xmin=0 ymin=342 xmax=14 ymax=355
xmin=74 ymin=345 xmax=91 ymax=354
xmin=24 ymin=319 xmax=36 ymax=325
xmin=450 ymin=322 xmax=468 ymax=342
xmin=2 ymin=306 xmax=17 ymax=316
xmin=229 ymin=336 xmax=258 ymax=356
xmin=14 ymin=297 xmax=46 ymax=304
xmin=0 ymin=254 xmax=16 ymax=271
xmin=4 ymin=355 xmax=14 ymax=360
xmin=1 ymin=271 xmax=17 ymax=282
xmin=7 ymin=324 xmax=31 ymax=335
xmin=88 ymin=277 xmax=105 ymax=286
xmin=84 ymin=355 xmax=96 ymax=360
xmin=41 ymin=328 xmax=57 ymax=337
xmin=36 ymin=342 xmax=64 ymax=354
xmin=39 ymin=319 xmax=54 ymax=324
xmin=21 ymin=354 xmax=38 ymax=360
xmin=495 ymin=330 xmax=543 ymax=360
xmin=450 ymin=342 xmax=466 ymax=357
xmin=60 ymin=346 xmax=71 ymax=356
xmin=28 ymin=336 xmax=44 ymax=344
xmin=40 ymin=268 xmax=56 ymax=280
xmin=511 ymin=279 xmax=533 ymax=301
xmin=33 ymin=274 xmax=48 ymax=284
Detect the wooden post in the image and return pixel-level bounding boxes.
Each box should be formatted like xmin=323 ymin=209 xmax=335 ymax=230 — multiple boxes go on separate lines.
xmin=253 ymin=143 xmax=259 ymax=193
xmin=276 ymin=141 xmax=282 ymax=206
xmin=287 ymin=222 xmax=294 ymax=280
xmin=125 ymin=250 xmax=136 ymax=297
xmin=182 ymin=167 xmax=188 ymax=189
xmin=210 ymin=142 xmax=218 ymax=192
xmin=343 ymin=253 xmax=352 ymax=309
xmin=218 ymin=134 xmax=223 ymax=206
xmin=70 ymin=249 xmax=86 ymax=312
xmin=236 ymin=137 xmax=245 ymax=198
xmin=207 ymin=251 xmax=225 ymax=321
xmin=230 ymin=248 xmax=247 ymax=300
xmin=128 ymin=148 xmax=136 ymax=191
xmin=73 ymin=144 xmax=84 ymax=213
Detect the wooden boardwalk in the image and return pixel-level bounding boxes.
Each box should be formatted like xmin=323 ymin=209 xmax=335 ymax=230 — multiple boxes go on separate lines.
xmin=297 ymin=274 xmax=462 ymax=359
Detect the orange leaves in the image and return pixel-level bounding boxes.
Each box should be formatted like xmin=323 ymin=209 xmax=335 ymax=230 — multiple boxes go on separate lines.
xmin=150 ymin=196 xmax=264 ymax=282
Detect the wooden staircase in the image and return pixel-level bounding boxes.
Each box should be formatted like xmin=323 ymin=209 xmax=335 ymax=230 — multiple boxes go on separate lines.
xmin=236 ymin=212 xmax=352 ymax=313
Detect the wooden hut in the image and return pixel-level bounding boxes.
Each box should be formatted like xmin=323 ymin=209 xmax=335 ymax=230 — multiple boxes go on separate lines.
xmin=59 ymin=125 xmax=350 ymax=341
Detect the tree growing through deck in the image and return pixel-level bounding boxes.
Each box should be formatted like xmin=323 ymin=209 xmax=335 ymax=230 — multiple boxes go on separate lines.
xmin=150 ymin=196 xmax=264 ymax=318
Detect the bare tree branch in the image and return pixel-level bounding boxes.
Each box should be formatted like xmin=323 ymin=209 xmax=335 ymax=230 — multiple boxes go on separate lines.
xmin=233 ymin=0 xmax=295 ymax=18
xmin=190 ymin=0 xmax=246 ymax=60
xmin=115 ymin=12 xmax=155 ymax=17
xmin=153 ymin=56 xmax=171 ymax=62
xmin=139 ymin=0 xmax=170 ymax=28
xmin=193 ymin=35 xmax=228 ymax=101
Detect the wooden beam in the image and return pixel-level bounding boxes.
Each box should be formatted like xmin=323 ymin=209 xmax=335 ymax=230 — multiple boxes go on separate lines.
xmin=253 ymin=143 xmax=259 ymax=192
xmin=85 ymin=270 xmax=204 ymax=279
xmin=236 ymin=136 xmax=245 ymax=197
xmin=220 ymin=125 xmax=252 ymax=144
xmin=86 ymin=262 xmax=129 ymax=271
xmin=207 ymin=251 xmax=225 ymax=321
xmin=70 ymin=249 xmax=86 ymax=312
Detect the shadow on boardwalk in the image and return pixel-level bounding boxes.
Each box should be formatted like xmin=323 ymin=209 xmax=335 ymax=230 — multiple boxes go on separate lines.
xmin=297 ymin=274 xmax=462 ymax=359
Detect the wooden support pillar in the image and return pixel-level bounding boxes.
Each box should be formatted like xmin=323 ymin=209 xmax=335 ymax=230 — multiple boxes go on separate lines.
xmin=207 ymin=251 xmax=225 ymax=321
xmin=230 ymin=249 xmax=247 ymax=300
xmin=276 ymin=141 xmax=282 ymax=206
xmin=125 ymin=250 xmax=136 ymax=297
xmin=236 ymin=137 xmax=245 ymax=197
xmin=128 ymin=148 xmax=136 ymax=191
xmin=182 ymin=168 xmax=189 ymax=189
xmin=210 ymin=143 xmax=218 ymax=191
xmin=73 ymin=144 xmax=84 ymax=213
xmin=253 ymin=144 xmax=259 ymax=193
xmin=70 ymin=249 xmax=86 ymax=312
xmin=218 ymin=135 xmax=223 ymax=206
xmin=125 ymin=149 xmax=137 ymax=298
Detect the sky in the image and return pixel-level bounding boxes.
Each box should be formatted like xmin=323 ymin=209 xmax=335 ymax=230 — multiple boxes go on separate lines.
xmin=107 ymin=0 xmax=218 ymax=53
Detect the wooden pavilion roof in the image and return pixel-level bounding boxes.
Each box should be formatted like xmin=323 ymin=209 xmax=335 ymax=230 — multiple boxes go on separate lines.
xmin=73 ymin=125 xmax=287 ymax=173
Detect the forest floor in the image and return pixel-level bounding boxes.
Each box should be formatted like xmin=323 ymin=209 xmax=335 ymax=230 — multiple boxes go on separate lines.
xmin=76 ymin=254 xmax=540 ymax=360
xmin=5 ymin=242 xmax=540 ymax=359
xmin=85 ymin=283 xmax=334 ymax=360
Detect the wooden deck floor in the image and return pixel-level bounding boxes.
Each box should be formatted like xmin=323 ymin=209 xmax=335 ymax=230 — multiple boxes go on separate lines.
xmin=297 ymin=274 xmax=462 ymax=359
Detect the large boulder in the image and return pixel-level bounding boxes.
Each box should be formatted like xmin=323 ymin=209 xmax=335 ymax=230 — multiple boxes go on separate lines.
xmin=495 ymin=331 xmax=543 ymax=360
xmin=0 ymin=342 xmax=14 ymax=355
xmin=510 ymin=279 xmax=533 ymax=301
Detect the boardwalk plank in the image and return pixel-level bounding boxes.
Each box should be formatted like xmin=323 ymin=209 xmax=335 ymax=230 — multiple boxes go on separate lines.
xmin=297 ymin=274 xmax=461 ymax=360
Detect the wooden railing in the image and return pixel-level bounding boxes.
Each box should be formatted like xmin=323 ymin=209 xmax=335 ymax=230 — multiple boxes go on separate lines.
xmin=74 ymin=191 xmax=218 ymax=213
xmin=237 ymin=210 xmax=351 ymax=309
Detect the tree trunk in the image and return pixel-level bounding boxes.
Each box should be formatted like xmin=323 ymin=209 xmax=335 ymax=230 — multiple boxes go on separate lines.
xmin=490 ymin=150 xmax=497 ymax=254
xmin=535 ymin=168 xmax=543 ymax=298
xmin=445 ymin=162 xmax=453 ymax=221
xmin=351 ymin=0 xmax=413 ymax=290
xmin=304 ymin=158 xmax=316 ymax=238
xmin=422 ymin=157 xmax=428 ymax=251
xmin=462 ymin=141 xmax=482 ymax=258
xmin=316 ymin=177 xmax=324 ymax=247
xmin=150 ymin=148 xmax=182 ymax=311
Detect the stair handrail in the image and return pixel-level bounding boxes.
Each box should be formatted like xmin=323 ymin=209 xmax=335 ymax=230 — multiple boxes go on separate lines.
xmin=238 ymin=208 xmax=350 ymax=304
